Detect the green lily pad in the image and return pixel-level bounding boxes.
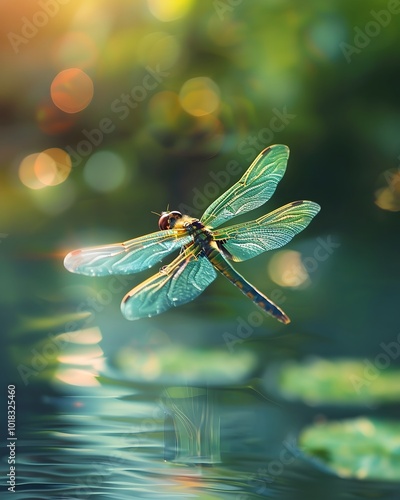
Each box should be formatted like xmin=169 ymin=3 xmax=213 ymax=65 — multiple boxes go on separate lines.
xmin=299 ymin=417 xmax=400 ymax=480
xmin=271 ymin=357 xmax=400 ymax=405
xmin=115 ymin=346 xmax=257 ymax=385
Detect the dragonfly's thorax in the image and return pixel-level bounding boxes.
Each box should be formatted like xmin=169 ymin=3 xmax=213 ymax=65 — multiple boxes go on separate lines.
xmin=163 ymin=212 xmax=214 ymax=249
xmin=184 ymin=219 xmax=216 ymax=255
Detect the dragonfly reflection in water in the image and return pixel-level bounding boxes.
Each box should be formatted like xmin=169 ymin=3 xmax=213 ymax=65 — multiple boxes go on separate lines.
xmin=64 ymin=145 xmax=320 ymax=324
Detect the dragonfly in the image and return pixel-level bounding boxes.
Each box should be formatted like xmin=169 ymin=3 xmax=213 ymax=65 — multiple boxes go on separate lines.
xmin=64 ymin=144 xmax=320 ymax=324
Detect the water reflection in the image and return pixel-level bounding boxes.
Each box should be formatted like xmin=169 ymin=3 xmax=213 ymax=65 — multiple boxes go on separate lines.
xmin=163 ymin=386 xmax=221 ymax=464
xmin=10 ymin=298 xmax=400 ymax=499
xmin=14 ymin=365 xmax=400 ymax=499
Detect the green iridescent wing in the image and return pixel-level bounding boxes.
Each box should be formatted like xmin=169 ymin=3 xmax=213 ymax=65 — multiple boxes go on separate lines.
xmin=64 ymin=229 xmax=191 ymax=276
xmin=213 ymin=200 xmax=321 ymax=261
xmin=201 ymin=144 xmax=289 ymax=229
xmin=121 ymin=246 xmax=217 ymax=320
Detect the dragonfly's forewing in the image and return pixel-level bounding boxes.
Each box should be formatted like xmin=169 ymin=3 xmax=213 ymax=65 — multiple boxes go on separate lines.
xmin=213 ymin=200 xmax=321 ymax=262
xmin=201 ymin=144 xmax=289 ymax=229
xmin=64 ymin=230 xmax=191 ymax=276
xmin=121 ymin=246 xmax=217 ymax=320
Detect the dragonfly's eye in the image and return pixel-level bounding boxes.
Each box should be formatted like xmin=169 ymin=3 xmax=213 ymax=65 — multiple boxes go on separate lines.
xmin=158 ymin=211 xmax=182 ymax=230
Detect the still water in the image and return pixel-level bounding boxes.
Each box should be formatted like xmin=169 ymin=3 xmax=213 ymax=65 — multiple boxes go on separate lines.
xmin=6 ymin=306 xmax=400 ymax=500
xmin=3 ymin=234 xmax=399 ymax=499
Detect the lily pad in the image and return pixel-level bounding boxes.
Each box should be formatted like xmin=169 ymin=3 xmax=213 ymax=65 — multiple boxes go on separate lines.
xmin=115 ymin=345 xmax=257 ymax=385
xmin=299 ymin=417 xmax=400 ymax=481
xmin=269 ymin=357 xmax=400 ymax=405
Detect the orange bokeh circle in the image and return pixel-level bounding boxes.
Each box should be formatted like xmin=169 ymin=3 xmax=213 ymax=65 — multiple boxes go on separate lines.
xmin=51 ymin=68 xmax=94 ymax=113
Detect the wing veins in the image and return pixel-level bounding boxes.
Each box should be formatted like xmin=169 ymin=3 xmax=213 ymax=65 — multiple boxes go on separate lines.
xmin=213 ymin=200 xmax=321 ymax=261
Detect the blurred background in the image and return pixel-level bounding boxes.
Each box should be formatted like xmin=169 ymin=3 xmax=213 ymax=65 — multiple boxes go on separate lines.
xmin=1 ymin=1 xmax=400 ymax=498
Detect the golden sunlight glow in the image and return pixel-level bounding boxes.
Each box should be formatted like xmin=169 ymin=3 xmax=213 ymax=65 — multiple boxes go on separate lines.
xmin=55 ymin=368 xmax=101 ymax=387
xmin=57 ymin=326 xmax=103 ymax=345
xmin=34 ymin=148 xmax=72 ymax=186
xmin=147 ymin=0 xmax=194 ymax=22
xmin=51 ymin=68 xmax=94 ymax=113
xmin=179 ymin=77 xmax=220 ymax=116
xmin=268 ymin=250 xmax=310 ymax=288
xmin=54 ymin=326 xmax=105 ymax=387
xmin=57 ymin=345 xmax=104 ymax=366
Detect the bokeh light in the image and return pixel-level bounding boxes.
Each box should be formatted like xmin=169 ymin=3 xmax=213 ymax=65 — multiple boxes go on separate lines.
xmin=18 ymin=149 xmax=72 ymax=192
xmin=51 ymin=68 xmax=94 ymax=113
xmin=34 ymin=148 xmax=72 ymax=187
xmin=18 ymin=153 xmax=45 ymax=190
xmin=268 ymin=250 xmax=310 ymax=288
xmin=375 ymin=187 xmax=400 ymax=212
xmin=179 ymin=77 xmax=220 ymax=117
xmin=147 ymin=0 xmax=194 ymax=22
xmin=83 ymin=150 xmax=127 ymax=192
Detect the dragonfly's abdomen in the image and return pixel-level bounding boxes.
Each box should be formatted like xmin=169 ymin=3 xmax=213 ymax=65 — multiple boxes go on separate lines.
xmin=205 ymin=243 xmax=290 ymax=324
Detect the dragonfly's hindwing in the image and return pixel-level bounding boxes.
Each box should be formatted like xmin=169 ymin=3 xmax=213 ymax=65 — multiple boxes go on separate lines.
xmin=121 ymin=249 xmax=217 ymax=320
xmin=214 ymin=200 xmax=321 ymax=261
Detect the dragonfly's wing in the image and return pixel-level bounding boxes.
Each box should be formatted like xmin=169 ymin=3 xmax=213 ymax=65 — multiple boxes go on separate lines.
xmin=121 ymin=246 xmax=217 ymax=320
xmin=213 ymin=200 xmax=320 ymax=261
xmin=201 ymin=144 xmax=289 ymax=228
xmin=64 ymin=229 xmax=192 ymax=276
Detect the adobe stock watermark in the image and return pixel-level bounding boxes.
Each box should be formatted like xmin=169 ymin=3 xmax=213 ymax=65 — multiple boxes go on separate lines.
xmin=178 ymin=106 xmax=296 ymax=218
xmin=17 ymin=274 xmax=134 ymax=385
xmin=223 ymin=235 xmax=340 ymax=353
xmin=7 ymin=0 xmax=70 ymax=54
xmin=348 ymin=331 xmax=400 ymax=396
xmin=213 ymin=0 xmax=243 ymax=21
xmin=340 ymin=0 xmax=400 ymax=63
xmin=238 ymin=437 xmax=302 ymax=499
xmin=65 ymin=64 xmax=170 ymax=167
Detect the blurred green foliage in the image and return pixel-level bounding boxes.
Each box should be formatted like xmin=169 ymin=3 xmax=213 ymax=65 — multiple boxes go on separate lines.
xmin=1 ymin=0 xmax=399 ymax=399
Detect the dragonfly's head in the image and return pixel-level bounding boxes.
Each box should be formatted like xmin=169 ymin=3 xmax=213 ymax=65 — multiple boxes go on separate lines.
xmin=158 ymin=211 xmax=182 ymax=230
